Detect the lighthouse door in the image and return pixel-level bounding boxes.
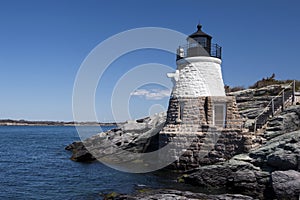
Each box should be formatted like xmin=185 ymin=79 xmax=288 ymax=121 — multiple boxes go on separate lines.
xmin=213 ymin=104 xmax=227 ymax=128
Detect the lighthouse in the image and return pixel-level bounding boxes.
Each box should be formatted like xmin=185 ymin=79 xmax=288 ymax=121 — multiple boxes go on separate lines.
xmin=165 ymin=24 xmax=231 ymax=128
xmin=159 ymin=24 xmax=247 ymax=170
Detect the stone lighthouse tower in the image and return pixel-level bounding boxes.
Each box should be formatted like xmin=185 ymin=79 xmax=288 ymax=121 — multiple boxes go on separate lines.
xmin=159 ymin=25 xmax=246 ymax=170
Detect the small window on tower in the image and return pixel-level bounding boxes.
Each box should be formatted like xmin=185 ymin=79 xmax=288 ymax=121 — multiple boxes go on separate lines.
xmin=180 ymin=102 xmax=185 ymax=121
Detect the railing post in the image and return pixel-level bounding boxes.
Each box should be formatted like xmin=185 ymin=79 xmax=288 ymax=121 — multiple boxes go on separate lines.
xmin=272 ymin=99 xmax=275 ymax=117
xmin=253 ymin=120 xmax=257 ymax=133
xmin=282 ymin=90 xmax=285 ymax=111
xmin=292 ymin=80 xmax=296 ymax=104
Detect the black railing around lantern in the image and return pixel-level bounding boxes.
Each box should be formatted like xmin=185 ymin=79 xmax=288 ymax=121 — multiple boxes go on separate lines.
xmin=176 ymin=43 xmax=222 ymax=60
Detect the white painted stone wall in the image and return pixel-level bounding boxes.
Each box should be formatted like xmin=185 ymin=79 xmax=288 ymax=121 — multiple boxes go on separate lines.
xmin=169 ymin=56 xmax=226 ymax=97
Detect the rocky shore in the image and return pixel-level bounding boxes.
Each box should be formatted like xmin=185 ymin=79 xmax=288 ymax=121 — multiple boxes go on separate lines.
xmin=65 ymin=112 xmax=166 ymax=163
xmin=182 ymin=105 xmax=300 ymax=199
xmin=66 ymin=85 xmax=300 ymax=199
xmin=111 ymin=189 xmax=254 ymax=200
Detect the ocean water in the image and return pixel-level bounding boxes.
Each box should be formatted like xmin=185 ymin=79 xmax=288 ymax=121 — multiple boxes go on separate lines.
xmin=0 ymin=126 xmax=179 ymax=199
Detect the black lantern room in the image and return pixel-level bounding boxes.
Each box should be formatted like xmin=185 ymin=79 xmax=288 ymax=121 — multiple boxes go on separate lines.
xmin=177 ymin=24 xmax=222 ymax=60
xmin=188 ymin=24 xmax=212 ymax=55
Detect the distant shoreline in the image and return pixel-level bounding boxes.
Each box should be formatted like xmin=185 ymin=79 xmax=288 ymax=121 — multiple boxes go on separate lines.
xmin=0 ymin=119 xmax=119 ymax=127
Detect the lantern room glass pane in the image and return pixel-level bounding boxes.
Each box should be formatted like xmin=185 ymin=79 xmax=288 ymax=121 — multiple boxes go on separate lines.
xmin=196 ymin=37 xmax=207 ymax=47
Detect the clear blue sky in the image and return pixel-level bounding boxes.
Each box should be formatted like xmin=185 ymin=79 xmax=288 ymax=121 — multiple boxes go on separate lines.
xmin=1 ymin=0 xmax=300 ymax=121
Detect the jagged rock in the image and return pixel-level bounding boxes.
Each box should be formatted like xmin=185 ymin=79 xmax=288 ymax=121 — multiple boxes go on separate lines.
xmin=183 ymin=159 xmax=271 ymax=199
xmin=65 ymin=141 xmax=81 ymax=151
xmin=233 ymin=154 xmax=253 ymax=162
xmin=65 ymin=141 xmax=95 ymax=162
xmin=249 ymin=130 xmax=300 ymax=171
xmin=272 ymin=170 xmax=300 ymax=199
xmin=65 ymin=112 xmax=167 ymax=163
xmin=228 ymin=85 xmax=289 ymax=121
xmin=71 ymin=148 xmax=95 ymax=162
xmin=122 ymin=121 xmax=148 ymax=132
xmin=267 ymin=149 xmax=298 ymax=170
xmin=228 ymin=85 xmax=287 ymax=98
xmin=114 ymin=189 xmax=254 ymax=200
xmin=264 ymin=106 xmax=300 ymax=139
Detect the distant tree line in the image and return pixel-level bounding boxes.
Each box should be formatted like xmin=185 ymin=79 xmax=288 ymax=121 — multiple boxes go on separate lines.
xmin=0 ymin=119 xmax=118 ymax=126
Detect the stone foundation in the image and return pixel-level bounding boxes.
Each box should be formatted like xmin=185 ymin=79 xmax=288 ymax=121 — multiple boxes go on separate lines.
xmin=159 ymin=96 xmax=250 ymax=170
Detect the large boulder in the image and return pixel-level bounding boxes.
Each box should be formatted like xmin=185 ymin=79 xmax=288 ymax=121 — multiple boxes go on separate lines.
xmin=183 ymin=158 xmax=271 ymax=199
xmin=264 ymin=105 xmax=300 ymax=139
xmin=65 ymin=141 xmax=95 ymax=162
xmin=272 ymin=170 xmax=300 ymax=199
xmin=249 ymin=130 xmax=300 ymax=171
